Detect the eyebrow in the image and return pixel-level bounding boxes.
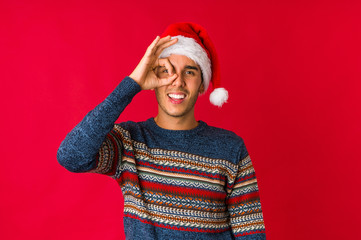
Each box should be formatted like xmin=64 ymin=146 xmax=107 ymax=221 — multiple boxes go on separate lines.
xmin=185 ymin=65 xmax=199 ymax=71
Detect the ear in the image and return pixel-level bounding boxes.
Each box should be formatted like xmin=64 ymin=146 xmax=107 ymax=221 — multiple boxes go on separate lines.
xmin=198 ymin=82 xmax=205 ymax=94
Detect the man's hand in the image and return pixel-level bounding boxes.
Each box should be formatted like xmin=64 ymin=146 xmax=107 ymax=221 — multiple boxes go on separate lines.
xmin=129 ymin=36 xmax=178 ymax=90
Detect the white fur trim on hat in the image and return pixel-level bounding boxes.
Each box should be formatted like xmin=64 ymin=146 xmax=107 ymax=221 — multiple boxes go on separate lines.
xmin=159 ymin=36 xmax=212 ymax=91
xmin=210 ymin=88 xmax=228 ymax=107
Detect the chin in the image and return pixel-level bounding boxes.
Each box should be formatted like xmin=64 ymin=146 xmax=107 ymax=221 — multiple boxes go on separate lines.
xmin=160 ymin=105 xmax=194 ymax=118
xmin=166 ymin=110 xmax=188 ymax=118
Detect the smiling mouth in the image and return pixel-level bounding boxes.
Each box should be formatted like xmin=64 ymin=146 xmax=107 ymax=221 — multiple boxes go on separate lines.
xmin=167 ymin=93 xmax=186 ymax=104
xmin=168 ymin=93 xmax=185 ymax=99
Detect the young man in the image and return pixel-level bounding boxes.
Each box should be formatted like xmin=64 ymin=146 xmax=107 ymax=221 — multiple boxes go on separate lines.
xmin=57 ymin=22 xmax=266 ymax=239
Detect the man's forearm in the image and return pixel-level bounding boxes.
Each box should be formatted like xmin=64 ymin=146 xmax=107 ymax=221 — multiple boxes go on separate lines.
xmin=57 ymin=76 xmax=141 ymax=172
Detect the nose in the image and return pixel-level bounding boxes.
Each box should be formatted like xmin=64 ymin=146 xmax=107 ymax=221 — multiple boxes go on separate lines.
xmin=171 ymin=73 xmax=185 ymax=87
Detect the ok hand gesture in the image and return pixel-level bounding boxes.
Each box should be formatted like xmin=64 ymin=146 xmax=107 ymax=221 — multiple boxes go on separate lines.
xmin=129 ymin=36 xmax=178 ymax=90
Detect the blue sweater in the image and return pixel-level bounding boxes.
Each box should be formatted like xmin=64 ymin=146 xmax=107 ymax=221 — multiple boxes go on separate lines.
xmin=57 ymin=77 xmax=266 ymax=240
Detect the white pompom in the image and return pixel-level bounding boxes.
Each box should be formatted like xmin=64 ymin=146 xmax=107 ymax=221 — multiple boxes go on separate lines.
xmin=209 ymin=88 xmax=228 ymax=107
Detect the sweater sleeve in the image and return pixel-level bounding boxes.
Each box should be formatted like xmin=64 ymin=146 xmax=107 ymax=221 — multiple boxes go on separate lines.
xmin=226 ymin=142 xmax=267 ymax=239
xmin=57 ymin=76 xmax=141 ymax=174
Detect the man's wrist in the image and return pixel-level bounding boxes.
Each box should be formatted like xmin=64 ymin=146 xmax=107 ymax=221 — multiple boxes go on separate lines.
xmin=128 ymin=73 xmax=143 ymax=89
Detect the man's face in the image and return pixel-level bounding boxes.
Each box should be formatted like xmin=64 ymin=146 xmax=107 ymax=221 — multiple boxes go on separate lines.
xmin=154 ymin=54 xmax=204 ymax=119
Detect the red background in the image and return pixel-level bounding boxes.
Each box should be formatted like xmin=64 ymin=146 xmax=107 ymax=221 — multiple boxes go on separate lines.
xmin=1 ymin=0 xmax=361 ymax=239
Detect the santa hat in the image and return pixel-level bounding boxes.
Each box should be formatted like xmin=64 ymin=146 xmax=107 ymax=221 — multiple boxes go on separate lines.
xmin=159 ymin=22 xmax=228 ymax=107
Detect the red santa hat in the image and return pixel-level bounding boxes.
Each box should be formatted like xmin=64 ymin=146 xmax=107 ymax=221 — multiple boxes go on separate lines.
xmin=159 ymin=22 xmax=228 ymax=107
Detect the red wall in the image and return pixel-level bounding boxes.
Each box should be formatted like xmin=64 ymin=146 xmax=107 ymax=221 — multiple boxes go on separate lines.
xmin=1 ymin=0 xmax=361 ymax=239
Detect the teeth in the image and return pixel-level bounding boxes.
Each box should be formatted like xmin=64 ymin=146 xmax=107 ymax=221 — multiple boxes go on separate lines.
xmin=168 ymin=94 xmax=185 ymax=99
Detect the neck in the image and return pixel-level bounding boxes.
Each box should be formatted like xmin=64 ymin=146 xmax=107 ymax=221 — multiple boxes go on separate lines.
xmin=154 ymin=112 xmax=198 ymax=131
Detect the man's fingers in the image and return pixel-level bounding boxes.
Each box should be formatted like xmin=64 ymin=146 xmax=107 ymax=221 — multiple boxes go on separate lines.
xmin=146 ymin=36 xmax=172 ymax=56
xmin=157 ymin=35 xmax=173 ymax=46
xmin=154 ymin=38 xmax=178 ymax=58
xmin=167 ymin=73 xmax=178 ymax=82
xmin=156 ymin=58 xmax=178 ymax=87
xmin=158 ymin=73 xmax=178 ymax=87
xmin=135 ymin=35 xmax=177 ymax=89
xmin=158 ymin=58 xmax=174 ymax=75
xmin=145 ymin=36 xmax=160 ymax=55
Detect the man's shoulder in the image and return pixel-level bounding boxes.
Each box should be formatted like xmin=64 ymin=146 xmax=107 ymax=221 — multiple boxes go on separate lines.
xmin=201 ymin=121 xmax=244 ymax=143
xmin=200 ymin=122 xmax=249 ymax=161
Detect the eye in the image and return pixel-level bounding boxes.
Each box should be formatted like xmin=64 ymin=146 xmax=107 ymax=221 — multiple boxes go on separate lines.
xmin=155 ymin=66 xmax=170 ymax=78
xmin=185 ymin=71 xmax=195 ymax=76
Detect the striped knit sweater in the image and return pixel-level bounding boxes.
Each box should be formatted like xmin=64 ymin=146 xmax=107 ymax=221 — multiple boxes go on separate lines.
xmin=57 ymin=77 xmax=266 ymax=240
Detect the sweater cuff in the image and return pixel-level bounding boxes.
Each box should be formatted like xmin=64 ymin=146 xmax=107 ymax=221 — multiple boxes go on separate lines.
xmin=106 ymin=76 xmax=142 ymax=107
xmin=123 ymin=76 xmax=142 ymax=95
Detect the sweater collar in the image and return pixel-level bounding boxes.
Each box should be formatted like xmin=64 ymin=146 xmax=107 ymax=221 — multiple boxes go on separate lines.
xmin=145 ymin=117 xmax=207 ymax=137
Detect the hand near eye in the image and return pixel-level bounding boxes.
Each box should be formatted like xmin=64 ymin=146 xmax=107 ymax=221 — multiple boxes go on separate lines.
xmin=129 ymin=36 xmax=178 ymax=90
